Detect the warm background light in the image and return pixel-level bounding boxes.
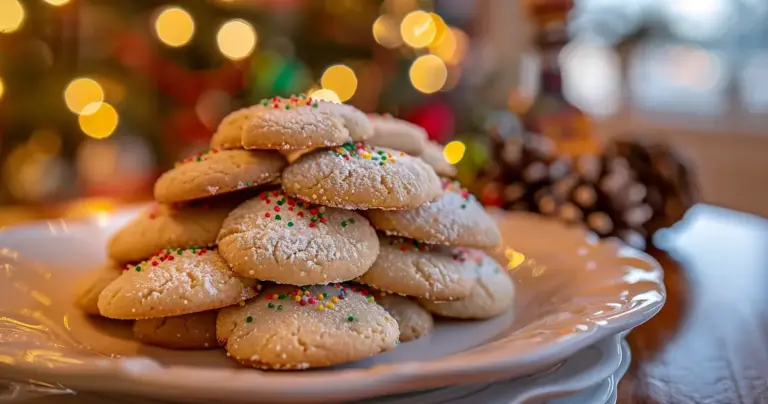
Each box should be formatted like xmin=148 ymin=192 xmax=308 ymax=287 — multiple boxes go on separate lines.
xmin=372 ymin=15 xmax=402 ymax=49
xmin=64 ymin=78 xmax=105 ymax=116
xmin=154 ymin=6 xmax=195 ymax=48
xmin=0 ymin=77 xmax=4 ymax=101
xmin=44 ymin=0 xmax=71 ymax=6
xmin=217 ymin=19 xmax=257 ymax=60
xmin=309 ymin=88 xmax=341 ymax=103
xmin=320 ymin=65 xmax=357 ymax=102
xmin=429 ymin=27 xmax=469 ymax=65
xmin=442 ymin=140 xmax=466 ymax=164
xmin=78 ymin=102 xmax=119 ymax=139
xmin=0 ymin=0 xmax=25 ymax=34
xmin=409 ymin=54 xmax=447 ymax=94
xmin=400 ymin=10 xmax=436 ymax=49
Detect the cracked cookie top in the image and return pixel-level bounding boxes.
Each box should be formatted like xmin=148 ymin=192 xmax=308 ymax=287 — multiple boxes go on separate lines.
xmin=154 ymin=149 xmax=286 ymax=204
xmin=357 ymin=235 xmax=478 ymax=301
xmin=365 ymin=178 xmax=501 ymax=249
xmin=282 ymin=143 xmax=442 ymax=210
xmin=216 ymin=190 xmax=379 ymax=285
xmin=216 ymin=283 xmax=399 ymax=370
xmin=97 ymin=247 xmax=259 ymax=320
xmin=107 ymin=202 xmax=232 ymax=264
xmin=211 ymin=94 xmax=373 ymax=151
xmin=419 ymin=250 xmax=514 ymax=320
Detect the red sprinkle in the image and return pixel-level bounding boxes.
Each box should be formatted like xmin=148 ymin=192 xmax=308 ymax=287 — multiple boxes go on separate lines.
xmin=400 ymin=245 xmax=408 ymax=251
xmin=297 ymin=211 xmax=304 ymax=217
xmin=308 ymin=298 xmax=316 ymax=304
xmin=299 ymin=300 xmax=306 ymax=306
xmin=274 ymin=206 xmax=280 ymax=212
xmin=152 ymin=261 xmax=158 ymax=266
xmin=320 ymin=218 xmax=327 ymax=223
xmin=309 ymin=222 xmax=315 ymax=228
xmin=265 ymin=212 xmax=271 ymax=218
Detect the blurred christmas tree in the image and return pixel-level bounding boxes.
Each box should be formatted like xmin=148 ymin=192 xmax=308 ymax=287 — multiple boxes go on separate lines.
xmin=0 ymin=0 xmax=487 ymax=207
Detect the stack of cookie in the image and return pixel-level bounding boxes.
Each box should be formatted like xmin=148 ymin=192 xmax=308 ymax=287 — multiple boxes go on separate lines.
xmin=74 ymin=94 xmax=513 ymax=370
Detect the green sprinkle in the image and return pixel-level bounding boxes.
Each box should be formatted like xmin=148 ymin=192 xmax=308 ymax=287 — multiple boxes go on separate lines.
xmin=379 ymin=162 xmax=385 ymax=166
xmin=246 ymin=316 xmax=253 ymax=323
xmin=460 ymin=204 xmax=467 ymax=209
xmin=135 ymin=266 xmax=141 ymax=272
xmin=195 ymin=157 xmax=201 ymax=162
xmin=311 ymin=216 xmax=319 ymax=222
xmin=275 ymin=215 xmax=281 ymax=220
xmin=177 ymin=249 xmax=183 ymax=255
xmin=312 ymin=103 xmax=318 ymax=108
xmin=347 ymin=315 xmax=356 ymax=322
xmin=287 ymin=221 xmax=294 ymax=227
xmin=342 ymin=143 xmax=355 ymax=151
xmin=277 ymin=305 xmax=283 ymax=311
xmin=247 ymin=181 xmax=253 ymax=187
xmin=262 ymin=101 xmax=268 ymax=106
xmin=267 ymin=302 xmax=275 ymax=309
xmin=277 ymin=199 xmax=284 ymax=205
xmin=323 ymin=293 xmax=328 ymax=298
xmin=285 ymin=105 xmax=291 ymax=110
xmin=349 ymin=218 xmax=356 ymax=224
xmin=278 ymin=294 xmax=286 ymax=300
xmin=341 ymin=221 xmax=347 ymax=227
xmin=382 ymin=156 xmax=387 ymax=160
xmin=377 ymin=150 xmax=385 ymax=155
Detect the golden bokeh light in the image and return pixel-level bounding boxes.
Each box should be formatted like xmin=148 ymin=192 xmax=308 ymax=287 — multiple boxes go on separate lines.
xmin=78 ymin=102 xmax=119 ymax=139
xmin=309 ymin=88 xmax=341 ymax=103
xmin=64 ymin=78 xmax=105 ymax=116
xmin=409 ymin=54 xmax=447 ymax=94
xmin=0 ymin=0 xmax=25 ymax=34
xmin=429 ymin=13 xmax=448 ymax=44
xmin=154 ymin=6 xmax=195 ymax=48
xmin=442 ymin=140 xmax=466 ymax=165
xmin=217 ymin=19 xmax=257 ymax=60
xmin=0 ymin=77 xmax=4 ymax=101
xmin=505 ymin=248 xmax=526 ymax=270
xmin=320 ymin=65 xmax=357 ymax=102
xmin=429 ymin=27 xmax=469 ymax=65
xmin=44 ymin=0 xmax=71 ymax=5
xmin=372 ymin=15 xmax=402 ymax=49
xmin=400 ymin=10 xmax=436 ymax=49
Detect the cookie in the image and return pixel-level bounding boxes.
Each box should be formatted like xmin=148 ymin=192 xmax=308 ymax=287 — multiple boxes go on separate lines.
xmin=216 ymin=283 xmax=399 ymax=370
xmin=282 ymin=143 xmax=442 ymax=210
xmin=421 ymin=141 xmax=457 ymax=178
xmin=217 ymin=190 xmax=379 ymax=285
xmin=357 ymin=236 xmax=477 ymax=300
xmin=365 ymin=178 xmax=501 ymax=248
xmin=154 ymin=149 xmax=286 ymax=204
xmin=213 ymin=95 xmax=372 ymax=150
xmin=210 ymin=106 xmax=258 ymax=150
xmin=367 ymin=114 xmax=427 ymax=156
xmin=107 ymin=203 xmax=231 ymax=264
xmin=375 ymin=294 xmax=433 ymax=342
xmin=73 ymin=263 xmax=123 ymax=316
xmin=419 ymin=251 xmax=514 ymax=319
xmin=98 ymin=247 xmax=259 ymax=320
xmin=133 ymin=311 xmax=219 ymax=349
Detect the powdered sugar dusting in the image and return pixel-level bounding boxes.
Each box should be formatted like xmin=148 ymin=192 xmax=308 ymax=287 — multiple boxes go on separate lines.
xmin=282 ymin=145 xmax=442 ymax=210
xmin=217 ymin=193 xmax=379 ymax=285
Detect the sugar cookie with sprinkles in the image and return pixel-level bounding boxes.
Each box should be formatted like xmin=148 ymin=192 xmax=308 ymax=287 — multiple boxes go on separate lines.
xmin=216 ymin=283 xmax=399 ymax=370
xmin=98 ymin=247 xmax=259 ymax=320
xmin=365 ymin=178 xmax=501 ymax=248
xmin=419 ymin=250 xmax=514 ymax=320
xmin=282 ymin=143 xmax=442 ymax=210
xmin=213 ymin=95 xmax=373 ymax=150
xmin=421 ymin=141 xmax=457 ymax=178
xmin=357 ymin=236 xmax=477 ymax=300
xmin=375 ymin=294 xmax=434 ymax=342
xmin=107 ymin=202 xmax=232 ymax=264
xmin=367 ymin=113 xmax=427 ymax=156
xmin=154 ymin=149 xmax=286 ymax=204
xmin=217 ymin=190 xmax=379 ymax=285
xmin=73 ymin=262 xmax=123 ymax=316
xmin=133 ymin=311 xmax=219 ymax=350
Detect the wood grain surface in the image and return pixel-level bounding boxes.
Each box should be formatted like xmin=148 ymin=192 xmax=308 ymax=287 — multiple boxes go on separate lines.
xmin=618 ymin=205 xmax=768 ymax=404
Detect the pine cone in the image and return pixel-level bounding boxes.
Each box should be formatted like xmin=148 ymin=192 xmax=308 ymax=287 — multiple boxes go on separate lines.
xmin=477 ymin=132 xmax=696 ymax=250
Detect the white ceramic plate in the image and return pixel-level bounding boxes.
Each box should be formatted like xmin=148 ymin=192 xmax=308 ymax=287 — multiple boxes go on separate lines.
xmin=0 ymin=208 xmax=664 ymax=403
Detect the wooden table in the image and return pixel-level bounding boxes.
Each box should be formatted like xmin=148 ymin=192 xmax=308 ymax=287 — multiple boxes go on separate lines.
xmin=618 ymin=204 xmax=768 ymax=403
